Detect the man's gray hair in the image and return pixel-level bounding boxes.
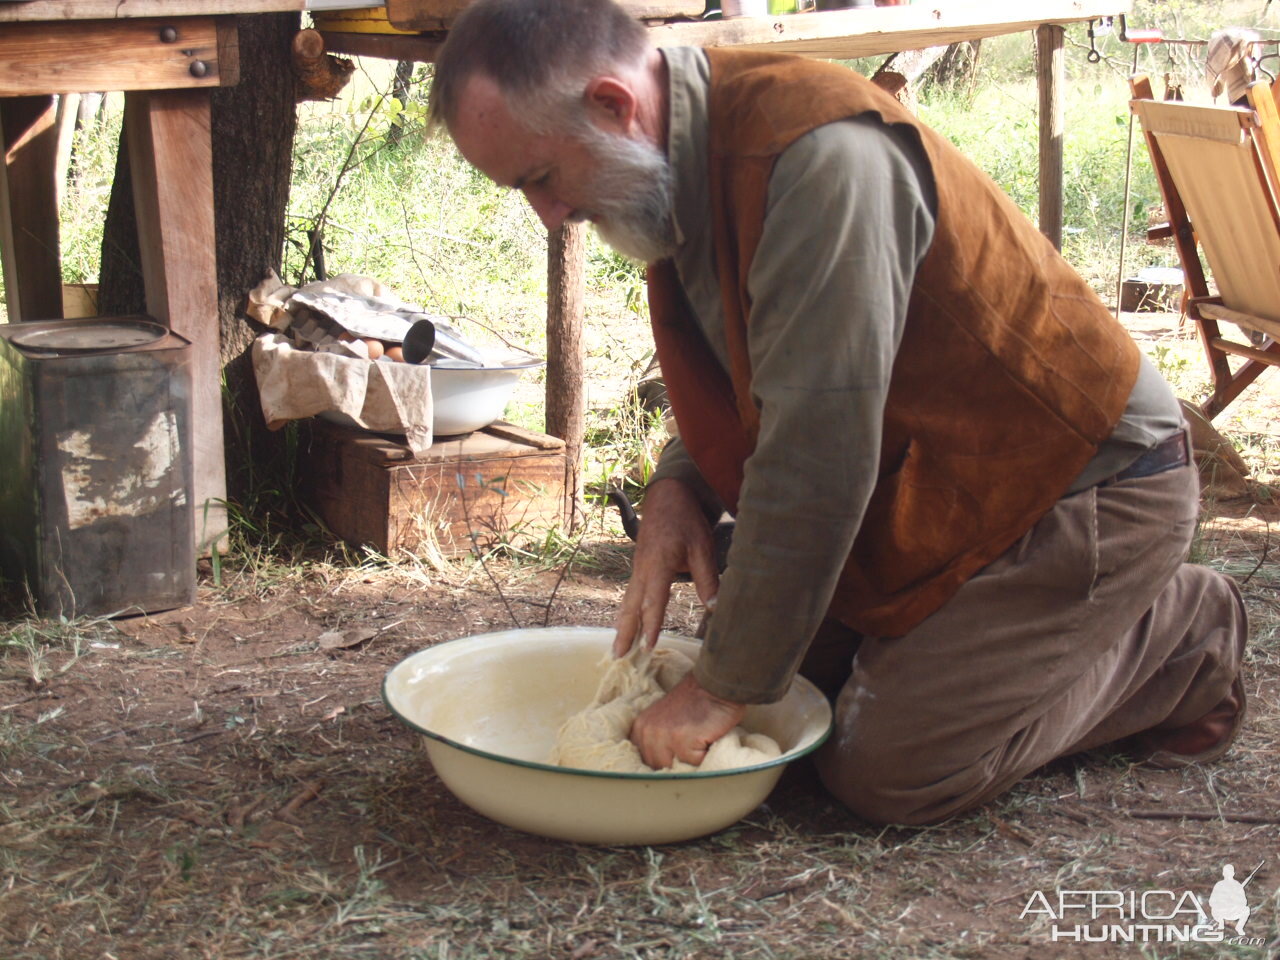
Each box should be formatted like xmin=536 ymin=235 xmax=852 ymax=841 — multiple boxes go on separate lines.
xmin=429 ymin=0 xmax=650 ymax=133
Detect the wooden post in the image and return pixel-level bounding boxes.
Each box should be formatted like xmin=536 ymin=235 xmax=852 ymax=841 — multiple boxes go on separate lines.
xmin=545 ymin=222 xmax=586 ymax=527
xmin=54 ymin=92 xmax=80 ymax=212
xmin=0 ymin=95 xmax=63 ymax=321
xmin=1036 ymin=23 xmax=1065 ymax=250
xmin=125 ymin=89 xmax=228 ymax=555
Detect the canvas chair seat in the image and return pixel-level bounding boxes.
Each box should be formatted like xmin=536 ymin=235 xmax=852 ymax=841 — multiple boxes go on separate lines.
xmin=1131 ymin=76 xmax=1280 ymax=419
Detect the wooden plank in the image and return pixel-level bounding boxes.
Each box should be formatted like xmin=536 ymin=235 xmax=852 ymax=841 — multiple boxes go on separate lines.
xmin=385 ymin=0 xmax=471 ymax=30
xmin=546 ymin=222 xmax=586 ymax=526
xmin=649 ymin=1 xmax=1130 ymax=60
xmin=1036 ymin=23 xmax=1064 ymax=249
xmin=0 ymin=18 xmax=236 ymax=96
xmin=0 ymin=96 xmax=63 ymax=321
xmin=0 ymin=1 xmax=303 ymax=22
xmin=1209 ymin=336 xmax=1280 ymax=368
xmin=1246 ymin=79 xmax=1280 ymax=229
xmin=319 ymin=31 xmax=444 ymax=64
xmin=321 ymin=420 xmax=565 ymax=467
xmin=125 ymin=89 xmax=228 ymax=555
xmin=386 ymin=0 xmax=702 ymax=30
xmin=216 ymin=17 xmax=242 ymax=87
xmin=1199 ymin=301 xmax=1280 ymax=342
xmin=485 ymin=420 xmax=568 ymax=451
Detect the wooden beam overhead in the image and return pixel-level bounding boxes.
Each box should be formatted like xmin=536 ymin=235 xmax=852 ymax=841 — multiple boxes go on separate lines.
xmin=385 ymin=0 xmax=703 ymax=31
xmin=0 ymin=18 xmax=239 ymax=96
xmin=648 ymin=1 xmax=1129 ymax=60
xmin=319 ymin=31 xmax=445 ymax=64
xmin=0 ymin=1 xmax=303 ymax=22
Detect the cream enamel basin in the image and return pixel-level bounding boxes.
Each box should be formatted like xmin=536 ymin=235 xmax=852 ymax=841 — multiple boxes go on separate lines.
xmin=382 ymin=626 xmax=834 ymax=846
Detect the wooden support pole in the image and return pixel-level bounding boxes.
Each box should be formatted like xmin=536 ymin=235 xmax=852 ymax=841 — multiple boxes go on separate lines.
xmin=125 ymin=89 xmax=228 ymax=555
xmin=53 ymin=92 xmax=80 ymax=213
xmin=1036 ymin=23 xmax=1065 ymax=250
xmin=545 ymin=222 xmax=586 ymax=527
xmin=0 ymin=95 xmax=63 ymax=321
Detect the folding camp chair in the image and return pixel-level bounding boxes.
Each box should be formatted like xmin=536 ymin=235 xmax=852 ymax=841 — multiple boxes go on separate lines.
xmin=1131 ymin=75 xmax=1280 ymax=419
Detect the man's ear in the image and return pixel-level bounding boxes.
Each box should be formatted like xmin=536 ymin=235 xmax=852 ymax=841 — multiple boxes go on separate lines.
xmin=583 ymin=76 xmax=638 ymax=134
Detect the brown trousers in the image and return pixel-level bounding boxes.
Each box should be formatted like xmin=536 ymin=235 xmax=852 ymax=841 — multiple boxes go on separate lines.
xmin=802 ymin=453 xmax=1247 ymax=826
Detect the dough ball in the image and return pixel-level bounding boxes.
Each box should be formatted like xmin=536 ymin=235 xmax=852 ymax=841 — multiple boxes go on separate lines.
xmin=549 ymin=646 xmax=783 ymax=774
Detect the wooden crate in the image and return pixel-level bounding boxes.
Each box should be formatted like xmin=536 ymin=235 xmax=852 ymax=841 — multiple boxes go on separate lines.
xmin=302 ymin=419 xmax=570 ymax=558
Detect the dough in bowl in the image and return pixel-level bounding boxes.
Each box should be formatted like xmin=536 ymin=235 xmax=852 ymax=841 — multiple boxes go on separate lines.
xmin=549 ymin=645 xmax=781 ymax=773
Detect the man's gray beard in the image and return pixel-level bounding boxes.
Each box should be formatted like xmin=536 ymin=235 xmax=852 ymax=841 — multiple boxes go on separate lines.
xmin=577 ymin=128 xmax=677 ymax=264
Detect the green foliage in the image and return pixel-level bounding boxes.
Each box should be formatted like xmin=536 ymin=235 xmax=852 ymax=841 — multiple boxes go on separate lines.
xmin=60 ymin=95 xmax=123 ymax=286
xmin=583 ymin=397 xmax=668 ymax=504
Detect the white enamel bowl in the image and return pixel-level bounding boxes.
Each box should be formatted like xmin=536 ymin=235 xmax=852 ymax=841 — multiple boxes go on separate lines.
xmin=382 ymin=626 xmax=833 ymax=846
xmin=430 ymin=357 xmax=544 ymax=436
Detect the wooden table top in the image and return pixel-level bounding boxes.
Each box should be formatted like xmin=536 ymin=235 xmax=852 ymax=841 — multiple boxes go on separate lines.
xmin=0 ymin=0 xmax=1132 ymax=57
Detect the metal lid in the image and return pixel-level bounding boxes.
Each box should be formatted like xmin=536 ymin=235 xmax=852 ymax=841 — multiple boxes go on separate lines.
xmin=8 ymin=319 xmax=168 ymax=354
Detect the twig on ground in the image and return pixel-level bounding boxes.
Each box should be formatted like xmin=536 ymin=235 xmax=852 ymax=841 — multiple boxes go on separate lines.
xmin=227 ymin=794 xmax=271 ymax=829
xmin=277 ymin=779 xmax=325 ymax=824
xmin=0 ymin=693 xmax=46 ymax=712
xmin=990 ymin=816 xmax=1037 ymax=846
xmin=1238 ymin=517 xmax=1271 ymax=585
xmin=1127 ymin=808 xmax=1280 ymax=825
xmin=543 ymin=536 xmax=585 ymax=628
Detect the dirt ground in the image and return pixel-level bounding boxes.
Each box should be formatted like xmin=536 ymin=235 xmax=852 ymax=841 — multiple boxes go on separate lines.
xmin=3 ymin=315 xmax=1280 ymax=960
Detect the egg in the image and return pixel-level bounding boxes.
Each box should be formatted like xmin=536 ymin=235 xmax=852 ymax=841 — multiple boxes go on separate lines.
xmin=385 ymin=345 xmax=405 ymax=362
xmin=362 ymin=338 xmax=385 ymax=360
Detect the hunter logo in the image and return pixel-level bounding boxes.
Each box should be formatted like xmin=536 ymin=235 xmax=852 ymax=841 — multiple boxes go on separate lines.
xmin=1020 ymin=862 xmax=1266 ymax=945
xmin=1209 ymin=864 xmax=1251 ymax=935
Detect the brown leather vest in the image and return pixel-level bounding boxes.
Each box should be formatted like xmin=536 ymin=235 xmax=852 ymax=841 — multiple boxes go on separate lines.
xmin=648 ymin=49 xmax=1140 ymax=637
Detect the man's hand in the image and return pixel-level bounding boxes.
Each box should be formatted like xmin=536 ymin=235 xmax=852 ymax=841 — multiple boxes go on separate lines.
xmin=612 ymin=478 xmax=720 ymax=658
xmin=630 ymin=673 xmax=747 ymax=769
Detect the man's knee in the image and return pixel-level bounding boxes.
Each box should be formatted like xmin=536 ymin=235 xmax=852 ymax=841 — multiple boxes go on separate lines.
xmin=814 ymin=736 xmax=975 ymax=826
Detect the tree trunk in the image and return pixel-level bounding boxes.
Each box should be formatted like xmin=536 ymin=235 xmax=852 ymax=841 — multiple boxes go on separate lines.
xmin=98 ymin=14 xmax=300 ymax=512
xmin=387 ymin=60 xmax=415 ymax=147
xmin=924 ymin=40 xmax=983 ymax=99
xmin=871 ymin=47 xmax=947 ymax=113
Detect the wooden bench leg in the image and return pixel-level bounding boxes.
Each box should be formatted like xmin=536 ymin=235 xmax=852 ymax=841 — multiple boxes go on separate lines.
xmin=125 ymin=88 xmax=228 ymax=555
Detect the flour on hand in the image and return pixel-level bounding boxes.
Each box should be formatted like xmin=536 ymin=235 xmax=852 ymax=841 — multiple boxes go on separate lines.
xmin=549 ymin=645 xmax=782 ymax=773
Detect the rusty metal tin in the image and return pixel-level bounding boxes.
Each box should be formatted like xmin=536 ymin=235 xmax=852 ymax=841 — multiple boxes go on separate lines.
xmin=0 ymin=318 xmax=195 ymax=617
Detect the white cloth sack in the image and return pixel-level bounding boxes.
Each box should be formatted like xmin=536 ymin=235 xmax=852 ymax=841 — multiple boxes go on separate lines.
xmin=251 ymin=332 xmax=433 ymax=456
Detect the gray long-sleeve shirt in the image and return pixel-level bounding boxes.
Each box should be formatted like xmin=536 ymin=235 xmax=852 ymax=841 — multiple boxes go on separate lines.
xmin=649 ymin=47 xmax=1182 ymax=704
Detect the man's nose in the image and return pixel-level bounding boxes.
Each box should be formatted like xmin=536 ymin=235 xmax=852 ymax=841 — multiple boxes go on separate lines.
xmin=522 ymin=187 xmax=573 ymax=231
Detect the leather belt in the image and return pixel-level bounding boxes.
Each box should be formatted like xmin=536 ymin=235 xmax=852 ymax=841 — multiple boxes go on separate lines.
xmin=1099 ymin=430 xmax=1190 ymax=487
